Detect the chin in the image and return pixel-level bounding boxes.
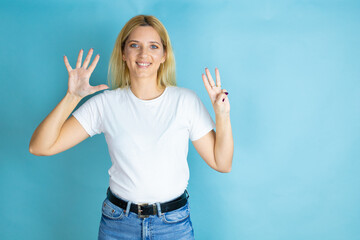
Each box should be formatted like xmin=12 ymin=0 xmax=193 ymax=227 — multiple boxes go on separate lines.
xmin=133 ymin=71 xmax=157 ymax=79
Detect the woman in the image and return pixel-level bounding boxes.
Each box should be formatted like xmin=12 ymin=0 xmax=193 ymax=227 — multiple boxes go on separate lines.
xmin=29 ymin=15 xmax=233 ymax=239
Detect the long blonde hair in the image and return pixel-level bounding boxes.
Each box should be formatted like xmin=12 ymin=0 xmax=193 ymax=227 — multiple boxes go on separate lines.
xmin=108 ymin=15 xmax=176 ymax=90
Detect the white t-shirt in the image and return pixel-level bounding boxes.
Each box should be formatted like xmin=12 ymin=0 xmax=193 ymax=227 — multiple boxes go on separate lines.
xmin=72 ymin=86 xmax=215 ymax=204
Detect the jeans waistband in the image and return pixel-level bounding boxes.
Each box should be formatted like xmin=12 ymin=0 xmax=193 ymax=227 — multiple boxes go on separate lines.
xmin=106 ymin=187 xmax=189 ymax=219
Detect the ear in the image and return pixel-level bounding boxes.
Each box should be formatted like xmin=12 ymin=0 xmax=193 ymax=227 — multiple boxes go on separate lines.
xmin=122 ymin=54 xmax=126 ymax=61
xmin=161 ymin=51 xmax=167 ymax=64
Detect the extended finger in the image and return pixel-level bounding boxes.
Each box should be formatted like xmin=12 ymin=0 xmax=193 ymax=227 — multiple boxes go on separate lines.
xmin=76 ymin=49 xmax=83 ymax=68
xmin=91 ymin=84 xmax=109 ymax=94
xmin=215 ymin=68 xmax=221 ymax=87
xmin=83 ymin=48 xmax=94 ymax=69
xmin=202 ymin=73 xmax=212 ymax=93
xmin=63 ymin=55 xmax=72 ymax=72
xmin=88 ymin=54 xmax=100 ymax=74
xmin=205 ymin=68 xmax=216 ymax=87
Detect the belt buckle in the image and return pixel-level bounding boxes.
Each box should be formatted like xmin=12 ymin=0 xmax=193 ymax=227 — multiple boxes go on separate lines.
xmin=138 ymin=203 xmax=150 ymax=219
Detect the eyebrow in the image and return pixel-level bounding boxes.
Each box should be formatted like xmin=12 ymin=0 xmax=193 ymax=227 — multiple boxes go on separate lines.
xmin=128 ymin=40 xmax=161 ymax=45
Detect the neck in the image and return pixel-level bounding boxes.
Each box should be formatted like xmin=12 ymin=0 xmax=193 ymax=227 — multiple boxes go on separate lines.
xmin=130 ymin=77 xmax=165 ymax=100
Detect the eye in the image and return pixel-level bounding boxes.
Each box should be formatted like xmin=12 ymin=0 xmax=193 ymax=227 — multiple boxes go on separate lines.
xmin=150 ymin=45 xmax=159 ymax=49
xmin=130 ymin=43 xmax=138 ymax=48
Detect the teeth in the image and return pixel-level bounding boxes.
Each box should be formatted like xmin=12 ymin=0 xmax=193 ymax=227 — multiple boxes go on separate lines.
xmin=137 ymin=62 xmax=151 ymax=66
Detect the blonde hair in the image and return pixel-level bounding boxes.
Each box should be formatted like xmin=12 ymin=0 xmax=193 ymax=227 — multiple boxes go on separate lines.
xmin=108 ymin=15 xmax=176 ymax=90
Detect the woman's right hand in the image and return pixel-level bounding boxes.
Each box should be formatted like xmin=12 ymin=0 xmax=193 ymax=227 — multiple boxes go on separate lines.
xmin=64 ymin=48 xmax=109 ymax=98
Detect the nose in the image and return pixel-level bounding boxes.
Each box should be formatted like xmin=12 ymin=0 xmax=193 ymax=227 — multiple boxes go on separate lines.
xmin=139 ymin=46 xmax=149 ymax=57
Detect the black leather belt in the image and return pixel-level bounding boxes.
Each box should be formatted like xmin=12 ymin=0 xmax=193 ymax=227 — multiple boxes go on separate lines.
xmin=106 ymin=187 xmax=189 ymax=218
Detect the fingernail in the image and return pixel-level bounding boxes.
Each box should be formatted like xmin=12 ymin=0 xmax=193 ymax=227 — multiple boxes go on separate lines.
xmin=222 ymin=99 xmax=225 ymax=102
xmin=225 ymin=92 xmax=228 ymax=95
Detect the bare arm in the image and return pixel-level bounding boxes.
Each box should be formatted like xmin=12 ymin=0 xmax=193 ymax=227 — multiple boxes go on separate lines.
xmin=192 ymin=114 xmax=233 ymax=173
xmin=192 ymin=68 xmax=233 ymax=173
xmin=29 ymin=93 xmax=82 ymax=156
xmin=29 ymin=48 xmax=108 ymax=156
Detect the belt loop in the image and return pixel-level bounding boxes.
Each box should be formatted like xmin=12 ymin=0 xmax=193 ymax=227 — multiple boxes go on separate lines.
xmin=156 ymin=202 xmax=162 ymax=217
xmin=125 ymin=201 xmax=132 ymax=217
xmin=185 ymin=189 xmax=189 ymax=199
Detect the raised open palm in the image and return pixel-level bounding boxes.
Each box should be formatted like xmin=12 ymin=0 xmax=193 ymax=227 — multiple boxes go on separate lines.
xmin=64 ymin=48 xmax=108 ymax=98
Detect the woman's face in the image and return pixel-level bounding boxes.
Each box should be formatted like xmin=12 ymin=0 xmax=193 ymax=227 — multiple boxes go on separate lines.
xmin=123 ymin=26 xmax=166 ymax=81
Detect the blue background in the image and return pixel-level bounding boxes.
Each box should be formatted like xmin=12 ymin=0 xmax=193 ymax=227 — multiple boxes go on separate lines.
xmin=1 ymin=0 xmax=359 ymax=239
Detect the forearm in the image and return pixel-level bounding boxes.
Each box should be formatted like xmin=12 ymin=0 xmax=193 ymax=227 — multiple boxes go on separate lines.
xmin=29 ymin=92 xmax=82 ymax=154
xmin=214 ymin=114 xmax=234 ymax=172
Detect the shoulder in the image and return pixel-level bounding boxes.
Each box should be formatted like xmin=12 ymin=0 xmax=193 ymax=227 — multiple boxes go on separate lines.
xmin=103 ymin=87 xmax=125 ymax=96
xmin=167 ymin=86 xmax=199 ymax=100
xmin=80 ymin=88 xmax=120 ymax=108
xmin=92 ymin=87 xmax=126 ymax=100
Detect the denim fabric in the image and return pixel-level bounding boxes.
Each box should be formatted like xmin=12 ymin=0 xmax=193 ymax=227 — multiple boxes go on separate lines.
xmin=98 ymin=191 xmax=195 ymax=240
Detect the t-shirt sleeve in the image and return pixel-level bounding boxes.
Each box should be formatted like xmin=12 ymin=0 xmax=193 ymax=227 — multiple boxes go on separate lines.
xmin=188 ymin=91 xmax=216 ymax=141
xmin=72 ymin=93 xmax=104 ymax=137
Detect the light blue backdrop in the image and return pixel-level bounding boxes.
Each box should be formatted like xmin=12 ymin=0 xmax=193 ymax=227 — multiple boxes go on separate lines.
xmin=1 ymin=0 xmax=359 ymax=239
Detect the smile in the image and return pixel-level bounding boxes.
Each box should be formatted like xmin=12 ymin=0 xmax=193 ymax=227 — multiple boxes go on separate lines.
xmin=136 ymin=62 xmax=151 ymax=67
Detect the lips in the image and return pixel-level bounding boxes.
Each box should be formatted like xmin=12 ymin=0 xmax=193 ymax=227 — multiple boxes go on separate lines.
xmin=136 ymin=62 xmax=151 ymax=67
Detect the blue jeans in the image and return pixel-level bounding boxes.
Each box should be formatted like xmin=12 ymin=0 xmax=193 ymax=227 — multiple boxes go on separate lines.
xmin=98 ymin=190 xmax=195 ymax=240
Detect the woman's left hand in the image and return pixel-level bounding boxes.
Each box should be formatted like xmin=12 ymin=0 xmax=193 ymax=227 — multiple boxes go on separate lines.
xmin=202 ymin=68 xmax=230 ymax=116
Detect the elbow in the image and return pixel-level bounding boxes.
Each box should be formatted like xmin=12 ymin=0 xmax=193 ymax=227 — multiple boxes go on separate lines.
xmin=29 ymin=146 xmax=41 ymax=156
xmin=214 ymin=157 xmax=232 ymax=173
xmin=214 ymin=162 xmax=232 ymax=173
xmin=217 ymin=167 xmax=232 ymax=173
xmin=29 ymin=145 xmax=51 ymax=156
